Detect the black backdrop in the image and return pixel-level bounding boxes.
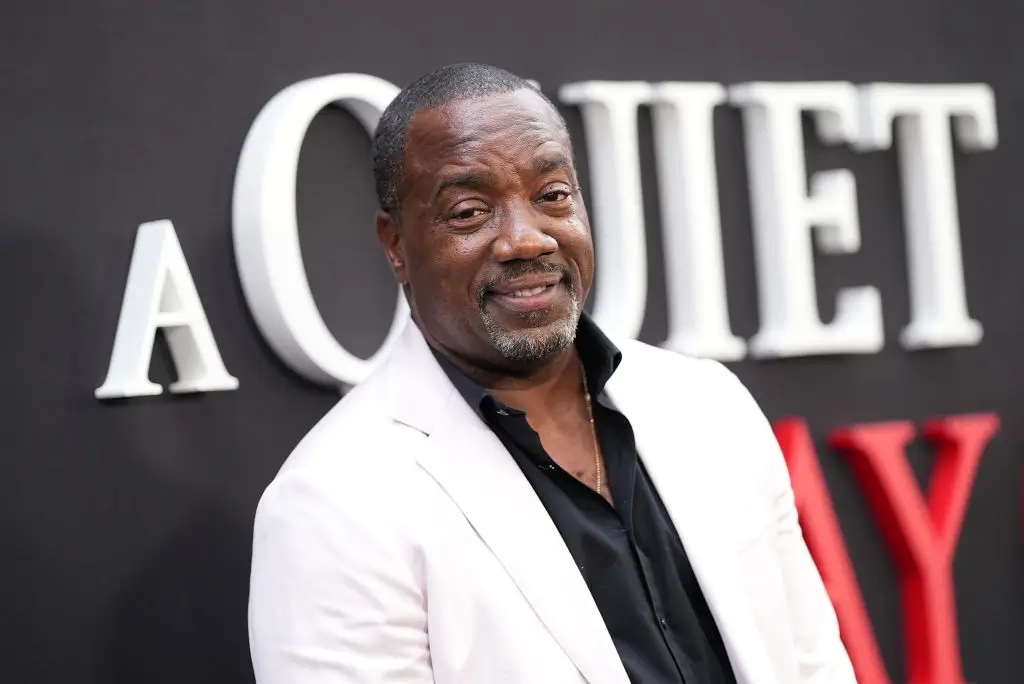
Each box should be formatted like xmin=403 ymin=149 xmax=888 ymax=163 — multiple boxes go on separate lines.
xmin=1 ymin=2 xmax=1021 ymax=682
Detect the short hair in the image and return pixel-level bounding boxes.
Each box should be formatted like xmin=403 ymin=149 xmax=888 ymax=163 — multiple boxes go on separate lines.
xmin=371 ymin=62 xmax=563 ymax=212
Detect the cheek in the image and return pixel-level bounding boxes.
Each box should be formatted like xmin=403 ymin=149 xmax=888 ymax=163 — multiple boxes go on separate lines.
xmin=447 ymin=234 xmax=490 ymax=268
xmin=408 ymin=234 xmax=488 ymax=306
xmin=558 ymin=213 xmax=595 ymax=295
xmin=562 ymin=210 xmax=594 ymax=263
xmin=564 ymin=200 xmax=592 ymax=240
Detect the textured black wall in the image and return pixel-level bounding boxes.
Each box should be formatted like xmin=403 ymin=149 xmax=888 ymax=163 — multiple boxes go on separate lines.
xmin=1 ymin=2 xmax=1021 ymax=682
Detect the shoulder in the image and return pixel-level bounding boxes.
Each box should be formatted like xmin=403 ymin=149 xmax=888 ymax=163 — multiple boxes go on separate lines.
xmin=253 ymin=371 xmax=430 ymax=542
xmin=615 ymin=337 xmax=755 ymax=409
xmin=615 ymin=338 xmax=787 ymax=484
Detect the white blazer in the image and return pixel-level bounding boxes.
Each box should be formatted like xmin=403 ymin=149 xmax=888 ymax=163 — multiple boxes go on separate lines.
xmin=248 ymin=320 xmax=857 ymax=684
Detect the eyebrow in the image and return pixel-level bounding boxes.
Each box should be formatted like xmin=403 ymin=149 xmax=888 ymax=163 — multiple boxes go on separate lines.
xmin=432 ymin=171 xmax=495 ymax=203
xmin=429 ymin=153 xmax=574 ymax=203
xmin=533 ymin=153 xmax=574 ymax=177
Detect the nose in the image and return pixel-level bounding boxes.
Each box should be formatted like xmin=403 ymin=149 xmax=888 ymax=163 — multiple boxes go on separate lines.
xmin=492 ymin=202 xmax=558 ymax=263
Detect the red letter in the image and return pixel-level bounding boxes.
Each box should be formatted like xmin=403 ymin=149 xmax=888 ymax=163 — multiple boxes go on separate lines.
xmin=775 ymin=418 xmax=892 ymax=684
xmin=831 ymin=414 xmax=999 ymax=684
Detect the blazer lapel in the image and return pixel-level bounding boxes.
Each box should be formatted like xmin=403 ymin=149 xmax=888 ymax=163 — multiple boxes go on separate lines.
xmin=605 ymin=351 xmax=779 ymax=684
xmin=384 ymin=323 xmax=630 ymax=684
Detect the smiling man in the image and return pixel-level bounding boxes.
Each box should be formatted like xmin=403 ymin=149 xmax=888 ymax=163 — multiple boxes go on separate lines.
xmin=247 ymin=63 xmax=856 ymax=684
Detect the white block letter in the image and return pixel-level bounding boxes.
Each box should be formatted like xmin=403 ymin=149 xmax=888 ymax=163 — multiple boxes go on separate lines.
xmin=96 ymin=220 xmax=239 ymax=399
xmin=649 ymin=82 xmax=745 ymax=360
xmin=856 ymin=84 xmax=996 ymax=349
xmin=559 ymin=81 xmax=653 ymax=340
xmin=730 ymin=82 xmax=883 ymax=358
xmin=233 ymin=73 xmax=409 ymax=388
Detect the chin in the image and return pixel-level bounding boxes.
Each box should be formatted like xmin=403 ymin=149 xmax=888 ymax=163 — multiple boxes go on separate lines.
xmin=483 ymin=311 xmax=580 ymax=364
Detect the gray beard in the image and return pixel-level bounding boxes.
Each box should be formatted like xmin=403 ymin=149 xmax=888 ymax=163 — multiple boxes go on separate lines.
xmin=479 ymin=291 xmax=581 ymax=363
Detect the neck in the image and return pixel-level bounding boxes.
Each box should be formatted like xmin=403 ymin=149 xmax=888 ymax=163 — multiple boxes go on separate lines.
xmin=439 ymin=342 xmax=584 ymax=416
xmin=485 ymin=347 xmax=584 ymax=416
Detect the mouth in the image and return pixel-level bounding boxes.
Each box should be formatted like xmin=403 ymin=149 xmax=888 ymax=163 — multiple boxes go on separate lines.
xmin=484 ymin=277 xmax=568 ymax=315
xmin=508 ymin=284 xmax=555 ymax=298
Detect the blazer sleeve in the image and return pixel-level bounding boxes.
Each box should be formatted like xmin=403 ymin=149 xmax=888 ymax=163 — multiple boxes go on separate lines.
xmin=721 ymin=367 xmax=859 ymax=684
xmin=248 ymin=470 xmax=434 ymax=684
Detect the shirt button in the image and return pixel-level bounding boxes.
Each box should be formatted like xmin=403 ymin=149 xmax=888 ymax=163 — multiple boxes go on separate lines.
xmin=659 ymin=617 xmax=668 ymax=628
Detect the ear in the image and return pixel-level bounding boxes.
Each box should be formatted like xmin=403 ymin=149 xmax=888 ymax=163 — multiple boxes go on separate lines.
xmin=376 ymin=210 xmax=408 ymax=285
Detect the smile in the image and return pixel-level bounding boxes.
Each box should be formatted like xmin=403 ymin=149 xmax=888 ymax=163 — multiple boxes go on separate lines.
xmin=487 ymin=282 xmax=566 ymax=314
xmin=511 ymin=285 xmax=550 ymax=298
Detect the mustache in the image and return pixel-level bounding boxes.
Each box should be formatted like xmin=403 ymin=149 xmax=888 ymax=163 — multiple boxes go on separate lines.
xmin=478 ymin=261 xmax=573 ymax=300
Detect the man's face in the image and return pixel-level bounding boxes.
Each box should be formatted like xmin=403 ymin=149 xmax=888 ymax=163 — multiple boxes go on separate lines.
xmin=377 ymin=88 xmax=594 ymax=370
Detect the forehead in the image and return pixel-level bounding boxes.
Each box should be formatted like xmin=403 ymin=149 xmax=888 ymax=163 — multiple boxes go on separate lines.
xmin=403 ymin=89 xmax=571 ymax=181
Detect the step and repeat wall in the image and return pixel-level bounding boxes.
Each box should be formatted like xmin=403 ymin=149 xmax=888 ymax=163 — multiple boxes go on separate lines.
xmin=2 ymin=2 xmax=1021 ymax=683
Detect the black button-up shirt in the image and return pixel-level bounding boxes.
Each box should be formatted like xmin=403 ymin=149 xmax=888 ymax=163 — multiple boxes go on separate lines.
xmin=431 ymin=314 xmax=737 ymax=684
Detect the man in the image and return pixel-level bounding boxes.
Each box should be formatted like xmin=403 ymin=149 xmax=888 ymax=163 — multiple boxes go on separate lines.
xmin=248 ymin=63 xmax=856 ymax=684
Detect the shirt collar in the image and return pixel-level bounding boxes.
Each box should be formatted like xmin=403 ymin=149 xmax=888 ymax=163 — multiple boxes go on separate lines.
xmin=429 ymin=312 xmax=622 ymax=418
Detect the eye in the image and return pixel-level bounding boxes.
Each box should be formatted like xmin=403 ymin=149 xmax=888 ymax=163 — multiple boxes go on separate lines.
xmin=453 ymin=207 xmax=485 ymax=220
xmin=539 ymin=186 xmax=572 ymax=203
xmin=446 ymin=200 xmax=490 ymax=225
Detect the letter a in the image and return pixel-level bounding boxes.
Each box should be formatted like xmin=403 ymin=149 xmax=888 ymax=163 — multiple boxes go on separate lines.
xmin=95 ymin=220 xmax=239 ymax=399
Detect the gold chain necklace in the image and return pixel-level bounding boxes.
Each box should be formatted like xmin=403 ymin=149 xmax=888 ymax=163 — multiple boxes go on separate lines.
xmin=579 ymin=363 xmax=603 ymax=496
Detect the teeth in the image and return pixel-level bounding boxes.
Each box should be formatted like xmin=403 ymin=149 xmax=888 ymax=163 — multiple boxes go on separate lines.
xmin=512 ymin=285 xmax=548 ymax=297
